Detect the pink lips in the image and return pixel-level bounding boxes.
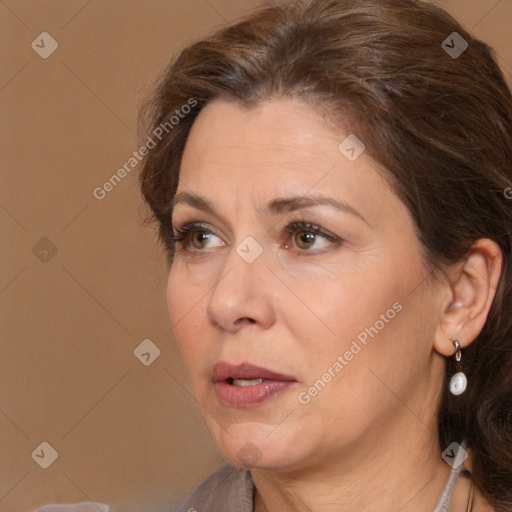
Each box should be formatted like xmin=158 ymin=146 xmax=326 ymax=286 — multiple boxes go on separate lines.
xmin=212 ymin=362 xmax=297 ymax=408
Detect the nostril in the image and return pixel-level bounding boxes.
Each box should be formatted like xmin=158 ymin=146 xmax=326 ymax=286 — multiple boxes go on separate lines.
xmin=237 ymin=317 xmax=256 ymax=325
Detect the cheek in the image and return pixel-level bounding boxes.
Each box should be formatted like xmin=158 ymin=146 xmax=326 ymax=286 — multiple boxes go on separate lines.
xmin=166 ymin=266 xmax=207 ymax=364
xmin=296 ymin=284 xmax=435 ymax=431
xmin=297 ymin=255 xmax=428 ymax=378
xmin=298 ymin=263 xmax=401 ymax=340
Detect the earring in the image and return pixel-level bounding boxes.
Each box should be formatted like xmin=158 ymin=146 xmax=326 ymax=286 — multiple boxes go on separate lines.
xmin=449 ymin=340 xmax=467 ymax=396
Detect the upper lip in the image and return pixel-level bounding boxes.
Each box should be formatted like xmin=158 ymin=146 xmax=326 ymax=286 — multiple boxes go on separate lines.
xmin=212 ymin=361 xmax=297 ymax=383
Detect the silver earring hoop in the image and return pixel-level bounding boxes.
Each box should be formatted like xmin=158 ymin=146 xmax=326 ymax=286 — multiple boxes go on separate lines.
xmin=449 ymin=340 xmax=467 ymax=396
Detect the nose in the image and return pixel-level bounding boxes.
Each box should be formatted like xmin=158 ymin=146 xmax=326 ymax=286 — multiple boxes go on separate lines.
xmin=206 ymin=243 xmax=276 ymax=333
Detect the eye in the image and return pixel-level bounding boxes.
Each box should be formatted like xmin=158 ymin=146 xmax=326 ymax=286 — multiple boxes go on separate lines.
xmin=284 ymin=221 xmax=337 ymax=251
xmin=172 ymin=222 xmax=224 ymax=251
xmin=172 ymin=220 xmax=340 ymax=254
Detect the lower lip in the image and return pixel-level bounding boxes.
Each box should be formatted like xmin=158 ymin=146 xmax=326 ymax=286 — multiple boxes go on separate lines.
xmin=214 ymin=380 xmax=297 ymax=408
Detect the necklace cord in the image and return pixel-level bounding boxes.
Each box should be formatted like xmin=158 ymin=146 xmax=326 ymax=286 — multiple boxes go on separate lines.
xmin=465 ymin=473 xmax=475 ymax=512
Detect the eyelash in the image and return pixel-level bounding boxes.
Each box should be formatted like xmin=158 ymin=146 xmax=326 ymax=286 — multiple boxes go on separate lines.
xmin=171 ymin=220 xmax=340 ymax=253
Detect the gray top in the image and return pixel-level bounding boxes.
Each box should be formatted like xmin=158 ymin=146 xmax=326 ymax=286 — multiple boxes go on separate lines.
xmin=176 ymin=458 xmax=464 ymax=512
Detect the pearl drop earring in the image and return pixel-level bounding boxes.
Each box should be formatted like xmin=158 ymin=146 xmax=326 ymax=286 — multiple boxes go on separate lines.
xmin=449 ymin=340 xmax=467 ymax=395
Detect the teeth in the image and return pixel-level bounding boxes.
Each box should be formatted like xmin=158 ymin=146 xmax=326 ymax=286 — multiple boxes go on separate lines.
xmin=231 ymin=378 xmax=264 ymax=386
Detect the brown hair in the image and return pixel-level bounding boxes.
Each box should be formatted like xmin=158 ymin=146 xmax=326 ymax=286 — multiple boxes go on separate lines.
xmin=138 ymin=0 xmax=512 ymax=507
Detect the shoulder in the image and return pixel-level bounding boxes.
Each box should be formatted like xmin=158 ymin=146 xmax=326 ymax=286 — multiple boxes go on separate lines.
xmin=176 ymin=462 xmax=254 ymax=512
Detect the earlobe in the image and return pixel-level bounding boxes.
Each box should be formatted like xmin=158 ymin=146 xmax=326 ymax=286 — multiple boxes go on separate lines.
xmin=433 ymin=238 xmax=503 ymax=357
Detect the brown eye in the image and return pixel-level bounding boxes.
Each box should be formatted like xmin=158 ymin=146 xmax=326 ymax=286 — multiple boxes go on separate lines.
xmin=294 ymin=231 xmax=317 ymax=249
xmin=285 ymin=221 xmax=335 ymax=251
xmin=191 ymin=231 xmax=210 ymax=249
xmin=172 ymin=223 xmax=225 ymax=252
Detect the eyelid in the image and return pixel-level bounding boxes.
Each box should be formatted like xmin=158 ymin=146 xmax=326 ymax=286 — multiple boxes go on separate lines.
xmin=284 ymin=220 xmax=339 ymax=242
xmin=172 ymin=221 xmax=224 ymax=249
xmin=173 ymin=221 xmax=211 ymax=234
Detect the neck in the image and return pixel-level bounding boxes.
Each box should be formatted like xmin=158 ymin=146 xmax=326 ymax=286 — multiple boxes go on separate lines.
xmin=251 ymin=415 xmax=453 ymax=512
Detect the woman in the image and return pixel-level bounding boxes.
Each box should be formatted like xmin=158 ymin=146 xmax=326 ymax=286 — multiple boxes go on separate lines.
xmin=138 ymin=0 xmax=512 ymax=510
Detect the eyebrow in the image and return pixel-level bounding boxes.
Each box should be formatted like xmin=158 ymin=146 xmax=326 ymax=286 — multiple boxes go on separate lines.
xmin=171 ymin=191 xmax=368 ymax=224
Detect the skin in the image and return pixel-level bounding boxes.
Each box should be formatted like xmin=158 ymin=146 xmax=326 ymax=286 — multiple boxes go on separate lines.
xmin=166 ymin=96 xmax=501 ymax=511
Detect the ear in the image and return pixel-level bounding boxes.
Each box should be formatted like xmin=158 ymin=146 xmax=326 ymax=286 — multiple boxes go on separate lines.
xmin=433 ymin=238 xmax=503 ymax=356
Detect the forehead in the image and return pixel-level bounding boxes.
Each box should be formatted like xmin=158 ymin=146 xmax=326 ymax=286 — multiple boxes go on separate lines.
xmin=182 ymin=96 xmax=343 ymax=169
xmin=176 ymin=96 xmax=403 ymax=227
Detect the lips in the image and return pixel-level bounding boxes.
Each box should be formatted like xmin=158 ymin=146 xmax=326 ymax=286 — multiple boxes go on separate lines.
xmin=212 ymin=362 xmax=297 ymax=408
xmin=212 ymin=361 xmax=296 ymax=382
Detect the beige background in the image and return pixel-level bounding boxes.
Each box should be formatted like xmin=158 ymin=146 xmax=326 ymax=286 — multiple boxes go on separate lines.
xmin=1 ymin=1 xmax=511 ymax=511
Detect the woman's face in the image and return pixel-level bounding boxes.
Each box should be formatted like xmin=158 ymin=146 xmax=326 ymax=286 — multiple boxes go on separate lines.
xmin=167 ymin=97 xmax=446 ymax=472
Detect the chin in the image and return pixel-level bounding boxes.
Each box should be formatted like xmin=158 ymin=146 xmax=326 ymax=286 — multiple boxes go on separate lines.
xmin=208 ymin=421 xmax=308 ymax=470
